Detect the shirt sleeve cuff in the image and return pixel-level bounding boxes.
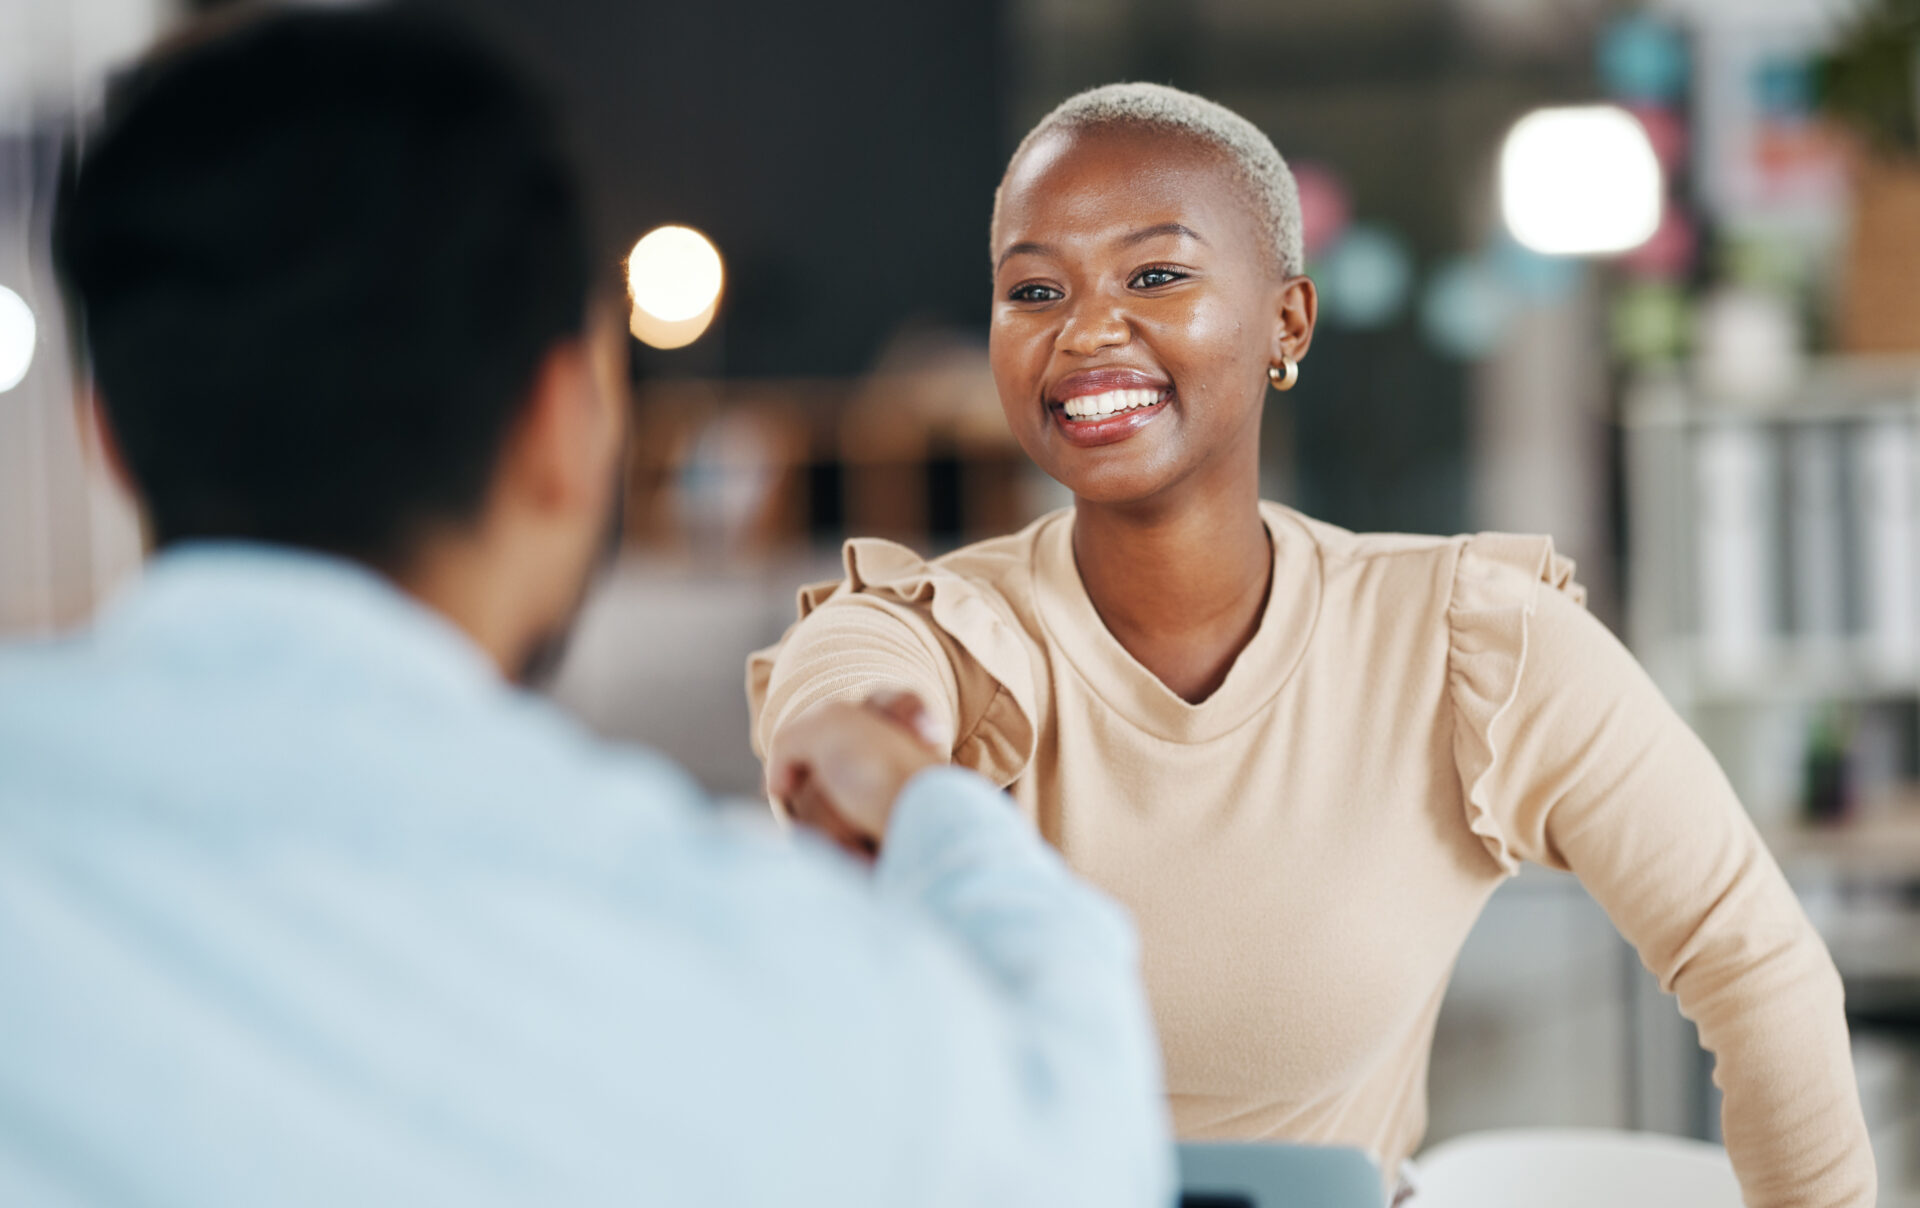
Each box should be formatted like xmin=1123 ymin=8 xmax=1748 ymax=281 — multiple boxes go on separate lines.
xmin=873 ymin=766 xmax=1044 ymax=895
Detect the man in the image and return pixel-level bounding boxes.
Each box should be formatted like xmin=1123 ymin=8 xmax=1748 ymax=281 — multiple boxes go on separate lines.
xmin=0 ymin=8 xmax=1170 ymax=1205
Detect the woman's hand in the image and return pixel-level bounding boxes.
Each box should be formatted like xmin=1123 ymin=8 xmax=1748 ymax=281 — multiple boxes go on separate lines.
xmin=766 ymin=689 xmax=949 ymax=860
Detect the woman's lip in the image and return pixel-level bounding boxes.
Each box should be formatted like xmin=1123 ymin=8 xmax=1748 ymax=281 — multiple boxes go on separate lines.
xmin=1049 ymin=368 xmax=1171 ymax=402
xmin=1047 ymin=395 xmax=1171 ymax=447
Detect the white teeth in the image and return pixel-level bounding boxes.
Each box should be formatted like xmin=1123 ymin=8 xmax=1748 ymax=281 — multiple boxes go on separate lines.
xmin=1061 ymin=387 xmax=1164 ymax=420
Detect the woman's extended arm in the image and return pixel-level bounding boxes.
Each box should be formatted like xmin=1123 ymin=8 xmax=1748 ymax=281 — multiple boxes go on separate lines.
xmin=1481 ymin=587 xmax=1876 ymax=1208
xmin=750 ymin=539 xmax=1041 ymax=794
xmin=752 ymin=593 xmax=965 ymax=770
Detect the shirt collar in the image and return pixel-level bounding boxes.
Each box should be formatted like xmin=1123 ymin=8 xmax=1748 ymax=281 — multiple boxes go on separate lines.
xmin=96 ymin=541 xmax=505 ymax=705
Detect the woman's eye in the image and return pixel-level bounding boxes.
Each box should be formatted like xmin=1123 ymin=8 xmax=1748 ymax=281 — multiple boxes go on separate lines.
xmin=1008 ymin=283 xmax=1062 ymax=303
xmin=1131 ymin=267 xmax=1186 ymax=288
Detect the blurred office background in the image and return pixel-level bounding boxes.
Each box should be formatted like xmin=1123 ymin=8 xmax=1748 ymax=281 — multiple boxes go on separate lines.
xmin=3 ymin=0 xmax=1917 ymax=1198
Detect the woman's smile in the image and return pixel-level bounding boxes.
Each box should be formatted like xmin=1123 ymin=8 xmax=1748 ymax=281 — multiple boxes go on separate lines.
xmin=1049 ymin=367 xmax=1173 ymax=446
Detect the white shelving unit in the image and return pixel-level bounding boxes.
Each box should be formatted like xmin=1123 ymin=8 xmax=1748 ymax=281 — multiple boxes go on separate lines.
xmin=1622 ymin=358 xmax=1920 ymax=1191
xmin=1624 ymin=359 xmax=1920 ymax=822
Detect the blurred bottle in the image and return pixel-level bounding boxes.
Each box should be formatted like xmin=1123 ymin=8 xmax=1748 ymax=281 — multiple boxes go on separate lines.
xmin=1848 ymin=418 xmax=1918 ymax=674
xmin=1784 ymin=425 xmax=1846 ymax=646
xmin=1802 ymin=704 xmax=1852 ymax=825
xmin=1696 ymin=424 xmax=1779 ymax=679
xmin=1695 ymin=287 xmax=1803 ymax=403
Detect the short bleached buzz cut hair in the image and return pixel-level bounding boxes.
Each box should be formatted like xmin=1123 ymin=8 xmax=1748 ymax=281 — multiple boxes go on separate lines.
xmin=993 ymin=82 xmax=1305 ymax=279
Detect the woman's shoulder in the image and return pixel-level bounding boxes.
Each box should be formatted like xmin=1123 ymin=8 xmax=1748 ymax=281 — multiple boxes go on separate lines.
xmin=757 ymin=517 xmax=1058 ymax=789
xmin=1267 ymin=505 xmax=1599 ymax=874
xmin=792 ymin=510 xmax=1062 ymax=624
xmin=1264 ymin=502 xmax=1585 ymax=614
xmin=1268 ymin=502 xmax=1458 ymax=563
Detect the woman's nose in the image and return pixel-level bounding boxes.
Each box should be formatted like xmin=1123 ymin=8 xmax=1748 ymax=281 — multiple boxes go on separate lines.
xmin=1056 ymin=300 xmax=1131 ymax=357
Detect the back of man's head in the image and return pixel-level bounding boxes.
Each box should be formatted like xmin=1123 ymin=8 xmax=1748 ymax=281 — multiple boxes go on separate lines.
xmin=54 ymin=5 xmax=592 ymax=569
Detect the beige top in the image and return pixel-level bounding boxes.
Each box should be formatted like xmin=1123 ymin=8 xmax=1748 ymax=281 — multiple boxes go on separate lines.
xmin=747 ymin=503 xmax=1875 ymax=1207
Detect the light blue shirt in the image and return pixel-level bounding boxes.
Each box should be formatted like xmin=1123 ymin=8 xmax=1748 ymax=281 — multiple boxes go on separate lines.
xmin=0 ymin=545 xmax=1171 ymax=1207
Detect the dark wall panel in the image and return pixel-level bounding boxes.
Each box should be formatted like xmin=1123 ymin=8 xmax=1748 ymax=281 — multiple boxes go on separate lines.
xmin=427 ymin=0 xmax=1007 ymax=379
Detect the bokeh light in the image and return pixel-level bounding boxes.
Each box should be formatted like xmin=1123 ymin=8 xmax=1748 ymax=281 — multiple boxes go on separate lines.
xmin=1622 ymin=208 xmax=1698 ymax=281
xmin=0 ymin=285 xmax=36 ymax=393
xmin=1490 ymin=237 xmax=1584 ymax=303
xmin=1422 ymin=256 xmax=1514 ymax=361
xmin=1292 ymin=162 xmax=1352 ymax=263
xmin=1626 ymin=104 xmax=1689 ymax=171
xmin=1596 ymin=13 xmax=1689 ymax=103
xmin=1612 ymin=281 xmax=1691 ymax=367
xmin=626 ymin=225 xmax=724 ymax=350
xmin=1314 ymin=224 xmax=1414 ymax=330
xmin=1501 ymin=106 xmax=1662 ymax=257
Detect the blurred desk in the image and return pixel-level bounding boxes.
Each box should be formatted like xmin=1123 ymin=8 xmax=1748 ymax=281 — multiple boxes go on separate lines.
xmin=1768 ymin=806 xmax=1920 ymax=1201
xmin=549 ymin=552 xmax=841 ymax=799
xmin=1768 ymin=809 xmax=1920 ymax=1019
xmin=1767 ymin=808 xmax=1920 ymax=881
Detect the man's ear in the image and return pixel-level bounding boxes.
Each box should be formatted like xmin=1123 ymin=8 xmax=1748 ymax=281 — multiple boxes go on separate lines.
xmin=500 ymin=335 xmax=613 ymax=517
xmin=1272 ymin=275 xmax=1318 ymax=366
xmin=77 ymin=388 xmax=138 ymax=496
xmin=74 ymin=389 xmax=152 ymax=551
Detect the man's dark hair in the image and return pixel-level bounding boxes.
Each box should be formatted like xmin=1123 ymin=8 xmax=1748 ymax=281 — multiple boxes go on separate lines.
xmin=53 ymin=5 xmax=593 ymax=566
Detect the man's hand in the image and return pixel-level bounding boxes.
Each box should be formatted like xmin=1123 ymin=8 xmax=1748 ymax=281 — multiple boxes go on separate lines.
xmin=766 ymin=690 xmax=949 ymax=860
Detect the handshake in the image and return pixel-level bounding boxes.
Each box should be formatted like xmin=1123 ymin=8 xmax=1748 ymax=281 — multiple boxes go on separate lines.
xmin=764 ymin=689 xmax=953 ymax=860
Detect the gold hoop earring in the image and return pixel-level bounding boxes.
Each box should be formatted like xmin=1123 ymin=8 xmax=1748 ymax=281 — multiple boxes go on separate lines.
xmin=1268 ymin=357 xmax=1299 ymax=392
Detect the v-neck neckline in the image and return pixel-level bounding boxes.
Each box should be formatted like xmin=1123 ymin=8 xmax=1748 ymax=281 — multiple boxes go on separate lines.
xmin=1032 ymin=501 xmax=1323 ymax=744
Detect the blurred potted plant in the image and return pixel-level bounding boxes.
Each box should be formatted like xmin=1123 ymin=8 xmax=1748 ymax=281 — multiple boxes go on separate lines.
xmin=1818 ymin=0 xmax=1920 ymax=351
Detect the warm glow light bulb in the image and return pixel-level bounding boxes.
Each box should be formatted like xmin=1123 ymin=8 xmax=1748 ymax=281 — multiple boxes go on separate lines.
xmin=1500 ymin=106 xmax=1662 ymax=257
xmin=626 ymin=225 xmax=723 ymax=350
xmin=0 ymin=285 xmax=35 ymax=393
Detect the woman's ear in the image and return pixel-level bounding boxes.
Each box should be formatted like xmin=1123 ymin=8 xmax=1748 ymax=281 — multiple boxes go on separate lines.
xmin=1272 ymin=275 xmax=1318 ymax=365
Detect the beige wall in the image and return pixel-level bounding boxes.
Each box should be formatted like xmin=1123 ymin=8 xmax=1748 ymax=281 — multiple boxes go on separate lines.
xmin=0 ymin=292 xmax=141 ymax=636
xmin=0 ymin=0 xmax=169 ymax=636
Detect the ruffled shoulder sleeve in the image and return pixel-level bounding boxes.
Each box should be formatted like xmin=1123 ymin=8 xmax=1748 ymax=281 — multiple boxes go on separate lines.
xmin=1446 ymin=532 xmax=1588 ymax=874
xmin=747 ymin=537 xmax=1041 ymax=789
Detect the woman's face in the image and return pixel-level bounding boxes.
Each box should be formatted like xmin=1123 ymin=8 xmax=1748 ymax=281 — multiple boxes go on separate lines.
xmin=989 ymin=125 xmax=1314 ymax=507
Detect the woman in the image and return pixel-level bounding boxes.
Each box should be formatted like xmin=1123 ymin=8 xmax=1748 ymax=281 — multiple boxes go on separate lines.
xmin=748 ymin=84 xmax=1874 ymax=1205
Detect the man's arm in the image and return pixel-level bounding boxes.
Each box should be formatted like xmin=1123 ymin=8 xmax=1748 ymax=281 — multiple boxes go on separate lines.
xmin=758 ymin=698 xmax=1173 ymax=1208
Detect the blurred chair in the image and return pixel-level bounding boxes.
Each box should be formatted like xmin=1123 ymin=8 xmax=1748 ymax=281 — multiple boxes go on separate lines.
xmin=1414 ymin=1128 xmax=1742 ymax=1208
xmin=1178 ymin=1141 xmax=1382 ymax=1208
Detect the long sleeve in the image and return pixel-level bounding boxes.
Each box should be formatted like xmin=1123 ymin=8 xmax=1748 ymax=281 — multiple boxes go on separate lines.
xmin=855 ymin=766 xmax=1175 ymax=1206
xmin=1468 ymin=582 xmax=1876 ymax=1207
xmin=748 ymin=537 xmax=1041 ymax=788
xmin=752 ymin=593 xmax=964 ymax=764
xmin=661 ymin=761 xmax=1174 ymax=1206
